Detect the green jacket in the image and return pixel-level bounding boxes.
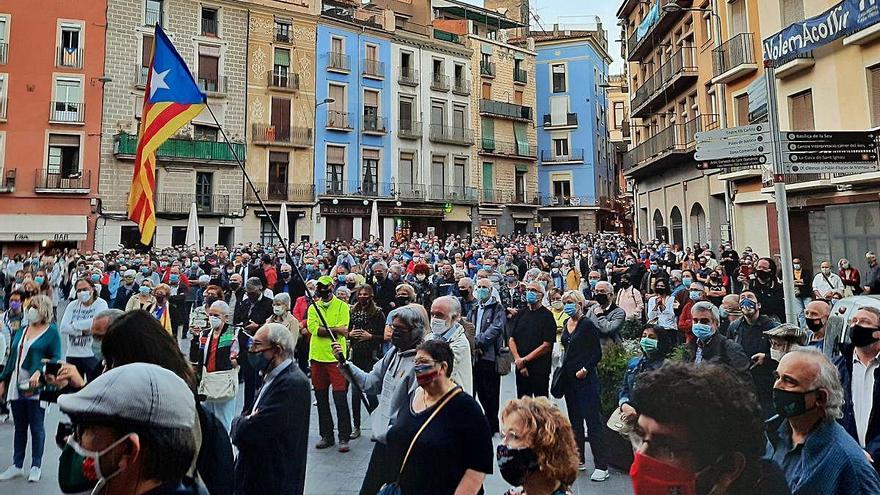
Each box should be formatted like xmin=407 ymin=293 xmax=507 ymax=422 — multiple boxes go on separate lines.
xmin=0 ymin=322 xmax=62 ymax=384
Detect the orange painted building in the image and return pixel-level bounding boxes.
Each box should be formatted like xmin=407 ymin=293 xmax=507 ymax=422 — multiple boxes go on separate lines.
xmin=0 ymin=1 xmax=106 ymax=254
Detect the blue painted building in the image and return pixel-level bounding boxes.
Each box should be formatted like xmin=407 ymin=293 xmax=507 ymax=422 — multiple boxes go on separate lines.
xmin=314 ymin=9 xmax=393 ymax=241
xmin=535 ymin=26 xmax=614 ymax=233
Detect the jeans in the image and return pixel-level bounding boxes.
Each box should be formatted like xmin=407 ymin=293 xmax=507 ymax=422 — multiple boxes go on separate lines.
xmin=474 ymin=360 xmax=501 ymax=433
xmin=10 ymin=400 xmax=46 ymax=468
xmin=794 ymin=296 xmax=811 ymax=328
xmin=564 ymin=375 xmax=607 ymax=471
xmin=350 ymin=388 xmax=378 ymax=429
xmin=203 ymin=398 xmax=236 ymax=433
xmin=67 ymin=356 xmax=100 ymax=383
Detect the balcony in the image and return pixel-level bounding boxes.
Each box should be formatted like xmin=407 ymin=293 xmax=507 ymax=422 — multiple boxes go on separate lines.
xmin=362 ymin=115 xmax=388 ymax=134
xmin=399 ymin=67 xmax=419 ymax=87
xmin=434 ymin=29 xmax=462 ymax=44
xmin=540 ymin=195 xmax=601 ymax=207
xmin=114 ymin=133 xmax=246 ymax=164
xmin=630 ymin=45 xmax=697 ymax=118
xmin=542 ymin=112 xmax=578 ymax=129
xmin=481 ymin=188 xmax=508 ymax=203
xmin=326 ymin=110 xmax=353 ymax=131
xmin=623 ymin=114 xmax=719 ymax=177
xmin=251 ymin=124 xmax=312 ymax=148
xmin=514 ymin=68 xmax=528 ymax=84
xmin=479 ymin=99 xmax=533 ymax=121
xmin=479 ymin=139 xmax=536 ymax=159
xmin=428 ymin=185 xmax=478 ymax=203
xmin=395 ymin=182 xmax=427 ymax=200
xmin=201 ymin=17 xmax=218 ymax=37
xmin=452 ymin=77 xmax=471 ymax=95
xmin=198 ymin=76 xmax=228 ymax=96
xmin=480 ymin=61 xmax=495 ymax=78
xmin=362 ymin=59 xmax=385 ymax=79
xmin=49 ymin=102 xmax=84 ymax=124
xmin=318 ymin=179 xmax=394 ymax=198
xmin=428 ymin=124 xmax=473 ymax=145
xmin=267 ymin=71 xmax=300 ymax=91
xmin=0 ymin=43 xmax=7 ymax=64
xmin=134 ymin=64 xmax=149 ymax=88
xmin=511 ymin=192 xmax=542 ymax=205
xmin=245 ymin=183 xmax=315 ymax=203
xmin=431 ymin=73 xmax=450 ymax=92
xmin=0 ymin=168 xmax=15 ymax=193
xmin=56 ymin=47 xmax=83 ymax=69
xmin=328 ymin=52 xmax=351 ymax=73
xmin=157 ymin=193 xmax=234 ymax=216
xmin=540 ymin=149 xmax=585 ymax=164
xmin=626 ymin=0 xmax=691 ymax=62
xmin=34 ymin=170 xmax=91 ymax=194
xmin=712 ymin=33 xmax=757 ymax=84
xmin=398 ymin=120 xmax=422 ymax=140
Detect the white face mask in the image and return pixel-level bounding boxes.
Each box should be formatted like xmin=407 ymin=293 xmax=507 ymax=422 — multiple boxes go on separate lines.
xmin=770 ymin=348 xmax=786 ymax=363
xmin=78 ymin=290 xmax=92 ymax=303
xmin=273 ymin=305 xmax=285 ymax=316
xmin=26 ymin=307 xmax=39 ymax=322
xmin=551 ymin=300 xmax=564 ymax=310
xmin=68 ymin=433 xmax=133 ymax=489
xmin=209 ymin=316 xmax=223 ymax=329
xmin=430 ymin=317 xmax=449 ymax=335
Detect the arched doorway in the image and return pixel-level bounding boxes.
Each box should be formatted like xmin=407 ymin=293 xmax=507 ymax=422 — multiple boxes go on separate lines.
xmin=670 ymin=207 xmax=683 ymax=247
xmin=690 ymin=203 xmax=707 ymax=246
xmin=653 ymin=209 xmax=667 ymax=241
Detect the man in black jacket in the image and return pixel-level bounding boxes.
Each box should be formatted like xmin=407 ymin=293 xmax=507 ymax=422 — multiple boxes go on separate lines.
xmin=686 ymin=301 xmax=750 ymax=380
xmin=232 ymin=323 xmax=310 ymax=495
xmin=273 ymin=263 xmax=305 ymax=304
xmin=509 ymin=282 xmax=556 ymax=397
xmin=235 ymin=277 xmax=274 ymax=414
xmin=370 ymin=261 xmax=398 ymax=314
xmin=730 ymin=291 xmax=779 ymax=419
xmin=467 ymin=278 xmax=507 ymax=434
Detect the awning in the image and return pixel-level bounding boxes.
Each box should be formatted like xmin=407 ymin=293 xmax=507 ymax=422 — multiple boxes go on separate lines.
xmin=443 ymin=205 xmax=471 ymax=222
xmin=511 ymin=212 xmax=536 ymax=219
xmin=0 ymin=214 xmax=88 ymax=241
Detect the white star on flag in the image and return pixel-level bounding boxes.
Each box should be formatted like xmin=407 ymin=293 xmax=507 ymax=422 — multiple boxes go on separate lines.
xmin=150 ymin=69 xmax=171 ymax=99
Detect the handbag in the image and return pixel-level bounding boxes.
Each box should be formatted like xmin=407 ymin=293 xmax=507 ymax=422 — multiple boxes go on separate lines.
xmin=607 ymin=406 xmax=635 ymax=436
xmin=550 ymin=366 xmax=567 ymax=399
xmin=198 ymin=369 xmax=238 ymax=401
xmin=495 ymin=344 xmax=513 ymax=375
xmin=377 ymin=388 xmax=463 ymax=495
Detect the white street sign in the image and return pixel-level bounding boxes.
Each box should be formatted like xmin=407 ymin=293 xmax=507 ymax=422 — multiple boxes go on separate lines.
xmin=695 ymin=147 xmax=769 ymax=161
xmin=784 ymin=162 xmax=880 ymax=174
xmin=696 ymin=132 xmax=770 ymax=151
xmin=695 ymin=123 xmax=767 ymax=142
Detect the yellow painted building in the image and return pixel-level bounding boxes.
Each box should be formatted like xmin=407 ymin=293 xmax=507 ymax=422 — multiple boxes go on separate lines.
xmin=241 ymin=0 xmax=318 ymax=243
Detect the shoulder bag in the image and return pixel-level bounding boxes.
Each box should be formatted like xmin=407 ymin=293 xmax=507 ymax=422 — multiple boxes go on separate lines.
xmin=493 ymin=304 xmax=513 ymax=375
xmin=377 ymin=388 xmax=463 ymax=495
xmin=197 ymin=331 xmax=239 ymax=402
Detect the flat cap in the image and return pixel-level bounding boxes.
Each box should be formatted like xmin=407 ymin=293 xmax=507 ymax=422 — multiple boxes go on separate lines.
xmin=764 ymin=323 xmax=808 ymax=343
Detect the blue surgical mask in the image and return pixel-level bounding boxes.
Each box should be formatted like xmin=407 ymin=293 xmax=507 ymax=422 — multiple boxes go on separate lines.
xmin=689 ymin=291 xmax=702 ymax=301
xmin=563 ymin=303 xmax=577 ymax=317
xmin=719 ymin=307 xmax=728 ymax=318
xmin=475 ymin=287 xmax=490 ymax=301
xmin=682 ymin=277 xmax=693 ymax=288
xmin=692 ymin=323 xmax=714 ymax=342
xmin=34 ymin=276 xmax=45 ymax=286
xmin=526 ymin=291 xmax=539 ymax=304
xmin=589 ymin=279 xmax=598 ymax=289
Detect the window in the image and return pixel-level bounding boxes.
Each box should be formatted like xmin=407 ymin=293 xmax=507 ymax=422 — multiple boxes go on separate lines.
xmin=400 ymin=52 xmax=412 ymax=75
xmin=454 ymin=64 xmax=464 ymax=86
xmin=195 ymin=172 xmax=213 ymax=211
xmin=613 ymin=102 xmax=625 ymax=128
xmin=433 ymin=59 xmax=443 ymax=79
xmin=275 ymin=20 xmax=290 ymax=43
xmin=362 ymin=149 xmax=379 ymax=195
xmin=327 ymin=146 xmax=345 ymax=194
xmin=432 ymin=155 xmax=446 ymax=194
xmin=145 ymin=0 xmax=162 ymax=26
xmin=703 ymin=10 xmax=713 ymax=43
xmin=201 ymin=7 xmax=218 ymax=36
xmin=366 ymin=44 xmax=378 ymax=62
xmin=453 ymin=105 xmax=466 ymax=130
xmin=552 ymin=179 xmax=571 ymax=199
xmin=871 ymin=66 xmax=880 ymax=127
xmin=734 ymin=94 xmax=749 ymax=126
xmin=553 ymin=137 xmax=569 ymax=157
xmin=268 ymin=151 xmax=289 ymax=199
xmin=58 ymin=23 xmax=82 ymax=68
xmin=328 ymin=84 xmax=346 ymax=127
xmin=431 ymin=102 xmax=445 ymax=126
xmin=140 ymin=34 xmax=154 ymax=85
xmin=52 ymin=78 xmax=83 ymax=122
xmin=481 ymin=117 xmax=494 ymax=149
xmin=729 ymin=0 xmax=746 ymax=36
xmin=514 ymin=172 xmax=526 ymax=202
xmin=482 ymin=162 xmax=493 ymax=192
xmin=193 ymin=124 xmax=218 ymax=141
xmin=781 ymin=0 xmax=805 ymax=27
xmin=331 ymin=37 xmax=344 ymax=54
xmin=0 ymin=75 xmax=6 ymax=118
xmin=198 ymin=45 xmax=220 ymax=92
xmin=552 ymin=64 xmax=566 ymax=93
xmin=399 ymin=98 xmax=414 ymax=130
xmin=453 ymin=157 xmax=466 ymax=189
xmin=273 ymin=48 xmax=291 ymax=85
xmin=47 ymin=134 xmax=80 ymax=177
xmin=364 ymin=90 xmax=380 ymax=130
xmin=481 ymin=82 xmax=491 ymax=99
xmin=789 ymin=90 xmax=814 ymax=131
xmin=514 ymin=90 xmax=523 ymax=105
xmin=395 ymin=15 xmax=408 ymax=31
xmin=399 ymin=151 xmax=417 ymax=186
xmin=271 ymin=97 xmax=291 ymax=140
xmin=514 ymin=122 xmax=528 ymax=156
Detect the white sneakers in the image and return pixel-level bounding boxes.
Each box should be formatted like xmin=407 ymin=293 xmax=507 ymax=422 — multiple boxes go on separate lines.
xmin=0 ymin=466 xmax=40 ymax=482
xmin=590 ymin=468 xmax=610 ymax=482
xmin=0 ymin=466 xmax=24 ymax=481
xmin=28 ymin=467 xmax=41 ymax=482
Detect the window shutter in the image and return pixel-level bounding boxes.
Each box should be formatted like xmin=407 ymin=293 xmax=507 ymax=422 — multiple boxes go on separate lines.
xmin=872 ymin=66 xmax=880 ymax=127
xmin=735 ymin=94 xmax=749 ymax=126
xmin=363 ymin=148 xmax=380 ymax=160
xmin=789 ymin=91 xmax=814 ymax=131
xmin=199 ymin=54 xmax=218 ymax=80
xmin=730 ymin=0 xmax=746 ymax=36
xmin=142 ymin=35 xmax=154 ymax=67
xmin=364 ymin=90 xmax=378 ymax=107
xmin=327 ymin=146 xmax=345 ymax=165
xmin=49 ymin=134 xmax=80 ymax=146
xmin=781 ymin=0 xmax=805 ymax=27
xmin=274 ymin=48 xmax=290 ymax=67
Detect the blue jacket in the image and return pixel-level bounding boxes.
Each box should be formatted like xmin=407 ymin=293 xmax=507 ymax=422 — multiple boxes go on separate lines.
xmin=770 ymin=419 xmax=880 ymax=494
xmin=0 ymin=323 xmax=61 ymax=384
xmin=618 ymin=355 xmax=665 ymax=406
xmin=834 ymin=343 xmax=880 ymax=466
xmin=466 ymin=298 xmax=506 ymax=361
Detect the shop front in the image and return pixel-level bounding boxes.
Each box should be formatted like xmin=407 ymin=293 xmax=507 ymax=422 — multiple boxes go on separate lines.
xmin=0 ymin=214 xmax=88 ymax=254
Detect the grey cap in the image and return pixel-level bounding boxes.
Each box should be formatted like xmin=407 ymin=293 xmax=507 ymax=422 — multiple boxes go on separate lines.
xmin=58 ymin=363 xmax=195 ymax=430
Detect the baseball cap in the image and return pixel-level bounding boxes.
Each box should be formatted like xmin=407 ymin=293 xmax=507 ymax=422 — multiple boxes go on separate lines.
xmin=317 ymin=275 xmax=334 ymax=287
xmin=58 ymin=363 xmax=195 ymax=430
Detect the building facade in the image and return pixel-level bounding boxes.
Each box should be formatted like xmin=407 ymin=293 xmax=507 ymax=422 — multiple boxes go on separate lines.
xmin=96 ymin=0 xmax=248 ymax=251
xmin=241 ymin=0 xmax=319 ymax=245
xmin=607 ymin=72 xmax=634 ymax=234
xmin=533 ymin=23 xmax=615 ymax=233
xmin=0 ymin=1 xmax=107 ymax=253
xmin=435 ymin=0 xmax=539 ymax=235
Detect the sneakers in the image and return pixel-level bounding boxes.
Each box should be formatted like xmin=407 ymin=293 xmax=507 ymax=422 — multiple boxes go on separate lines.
xmin=338 ymin=441 xmax=350 ymax=453
xmin=0 ymin=466 xmax=24 ymax=481
xmin=315 ymin=437 xmax=335 ymax=449
xmin=590 ymin=469 xmax=610 ymax=482
xmin=350 ymin=428 xmax=361 ymax=439
xmin=28 ymin=467 xmax=41 ymax=482
xmin=577 ymin=462 xmax=587 ymax=471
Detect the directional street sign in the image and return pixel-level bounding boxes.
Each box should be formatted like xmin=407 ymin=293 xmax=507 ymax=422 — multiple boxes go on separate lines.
xmin=788 ymin=151 xmax=878 ymax=164
xmin=784 ymin=131 xmax=877 ymax=144
xmin=697 ymin=154 xmax=768 ymax=171
xmin=695 ymin=141 xmax=769 ymax=161
xmin=780 ymin=130 xmax=879 ymax=174
xmin=784 ymin=162 xmax=880 ymax=174
xmin=695 ymin=123 xmax=767 ymax=142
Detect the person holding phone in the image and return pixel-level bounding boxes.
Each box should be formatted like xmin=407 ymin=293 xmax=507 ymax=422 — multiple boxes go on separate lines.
xmin=0 ymin=295 xmax=61 ymax=483
xmin=59 ymin=278 xmax=108 ymax=382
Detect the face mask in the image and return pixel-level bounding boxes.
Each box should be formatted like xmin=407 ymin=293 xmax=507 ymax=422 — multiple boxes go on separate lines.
xmin=689 ymin=291 xmax=702 ymax=302
xmin=430 ymin=317 xmax=449 ymax=335
xmin=692 ymin=323 xmax=714 ymax=342
xmin=209 ymin=316 xmax=223 ymax=329
xmin=273 ymin=305 xmax=285 ymax=316
xmin=821 ymin=268 xmax=831 ymax=275
xmin=505 ymin=275 xmax=517 ymax=285
xmin=563 ymin=303 xmax=577 ymax=317
xmin=842 ymin=262 xmax=850 ymax=269
xmin=630 ymin=451 xmax=701 ymax=495
xmin=34 ymin=276 xmax=45 ymax=286
xmin=90 ymin=274 xmax=101 ymax=282
xmin=770 ymin=348 xmax=787 ymax=363
xmin=594 ymin=293 xmax=609 ymax=306
xmin=475 ymin=287 xmax=490 ymax=301
xmin=793 ymin=263 xmax=801 ymax=270
xmin=640 ymin=337 xmax=658 ymax=354
xmin=718 ymin=307 xmax=728 ymax=319
xmin=205 ymin=295 xmax=219 ymax=306
xmin=281 ymin=272 xmax=291 ymax=280
xmin=248 ymin=348 xmax=274 ymax=373
xmin=589 ymin=279 xmax=599 ymax=289
xmin=338 ymin=275 xmax=347 ymax=283
xmin=756 ymin=270 xmax=772 ymax=281
xmin=772 ymin=387 xmax=818 ymax=418
xmin=740 ymin=299 xmax=756 ymax=314
xmin=230 ymin=282 xmax=241 ymax=291
xmin=318 ymin=289 xmax=332 ymax=300
xmin=805 ymin=317 xmax=824 ymax=333
xmin=169 ymin=275 xmax=180 ymax=283
xmin=496 ymin=444 xmax=539 ymax=487
xmin=26 ymin=307 xmax=40 ymax=322
xmin=551 ymin=300 xmax=564 ymax=311
xmin=78 ymin=290 xmax=92 ymax=303
xmin=655 ymin=286 xmax=667 ymax=295
xmin=525 ymin=291 xmax=539 ymax=304
xmin=391 ymin=330 xmax=414 ymax=350
xmin=850 ymin=324 xmax=880 ymax=348
xmin=621 ymin=280 xmax=631 ymax=289
xmin=9 ymin=301 xmax=22 ymax=311
xmin=414 ymin=363 xmax=440 ymax=387
xmin=395 ymin=297 xmax=410 ymax=307
xmin=59 ymin=434 xmax=132 ymax=495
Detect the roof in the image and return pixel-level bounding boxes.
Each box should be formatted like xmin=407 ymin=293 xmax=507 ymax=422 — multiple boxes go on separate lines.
xmin=433 ymin=0 xmax=524 ymax=29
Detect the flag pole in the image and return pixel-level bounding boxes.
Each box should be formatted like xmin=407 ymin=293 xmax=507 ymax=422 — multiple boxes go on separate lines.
xmin=204 ymin=104 xmax=375 ymax=413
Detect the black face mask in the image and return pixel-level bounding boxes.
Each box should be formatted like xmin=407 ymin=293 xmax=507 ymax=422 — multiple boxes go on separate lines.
xmin=594 ymin=293 xmax=609 ymax=306
xmin=391 ymin=331 xmax=415 ymax=350
xmin=756 ymin=270 xmax=773 ymax=282
xmin=281 ymin=272 xmax=291 ymax=280
xmin=318 ymin=289 xmax=332 ymax=300
xmin=773 ymin=387 xmax=818 ymax=418
xmin=396 ymin=297 xmax=410 ymax=307
xmin=806 ymin=318 xmax=825 ymax=333
xmin=229 ymin=282 xmax=241 ymax=291
xmin=850 ymin=324 xmax=880 ymax=348
xmin=496 ymin=444 xmax=539 ymax=487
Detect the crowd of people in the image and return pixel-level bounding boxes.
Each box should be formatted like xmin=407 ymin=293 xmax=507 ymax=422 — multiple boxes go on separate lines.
xmin=1 ymin=231 xmax=880 ymax=494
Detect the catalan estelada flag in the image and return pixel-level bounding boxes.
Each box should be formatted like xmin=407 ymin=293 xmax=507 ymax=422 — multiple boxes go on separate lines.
xmin=128 ymin=25 xmax=205 ymax=245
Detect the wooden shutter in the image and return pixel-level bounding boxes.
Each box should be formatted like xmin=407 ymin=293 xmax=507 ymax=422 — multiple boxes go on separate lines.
xmin=198 ymin=54 xmax=218 ymax=81
xmin=329 ymin=85 xmax=344 ymax=110
xmin=735 ymin=94 xmax=750 ymax=126
xmin=271 ymin=97 xmax=290 ymax=132
xmin=871 ymin=66 xmax=880 ymax=127
xmin=789 ymin=90 xmax=814 ymax=131
xmin=364 ymin=90 xmax=378 ymax=107
xmin=730 ymin=0 xmax=746 ymax=36
xmin=142 ymin=35 xmax=154 ymax=67
xmin=327 ymin=146 xmax=345 ymax=165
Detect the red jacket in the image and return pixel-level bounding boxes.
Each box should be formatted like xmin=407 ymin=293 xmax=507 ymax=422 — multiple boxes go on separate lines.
xmin=678 ymin=299 xmax=696 ymax=344
xmin=263 ymin=266 xmax=277 ymax=289
xmin=161 ymin=270 xmax=190 ymax=288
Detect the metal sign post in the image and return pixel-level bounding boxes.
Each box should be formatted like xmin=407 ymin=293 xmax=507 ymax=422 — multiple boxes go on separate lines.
xmin=764 ymin=63 xmax=798 ymax=325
